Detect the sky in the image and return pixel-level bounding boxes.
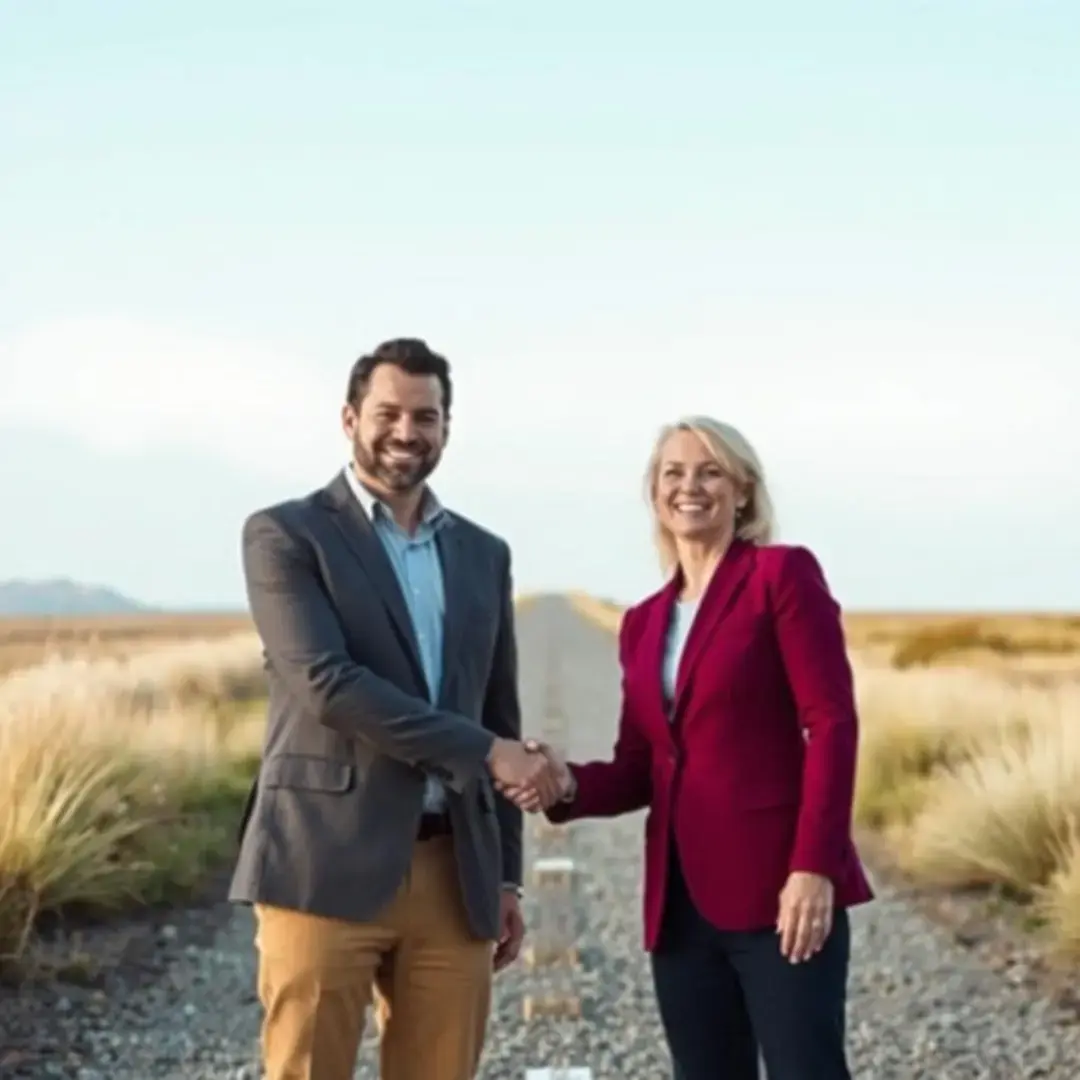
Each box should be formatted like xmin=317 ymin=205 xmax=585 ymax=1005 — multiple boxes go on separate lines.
xmin=1 ymin=1 xmax=1078 ymax=611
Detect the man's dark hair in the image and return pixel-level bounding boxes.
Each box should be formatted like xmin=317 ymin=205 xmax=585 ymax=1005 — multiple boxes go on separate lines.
xmin=346 ymin=338 xmax=453 ymax=416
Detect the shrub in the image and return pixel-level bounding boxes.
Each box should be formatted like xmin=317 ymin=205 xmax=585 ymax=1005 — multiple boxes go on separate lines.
xmin=1039 ymin=834 xmax=1080 ymax=956
xmin=899 ymin=720 xmax=1080 ymax=895
xmin=0 ymin=636 xmax=265 ymax=967
xmin=892 ymin=619 xmax=1077 ymax=669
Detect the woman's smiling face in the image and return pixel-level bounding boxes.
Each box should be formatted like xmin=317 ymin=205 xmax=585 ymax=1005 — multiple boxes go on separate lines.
xmin=654 ymin=428 xmax=746 ymax=544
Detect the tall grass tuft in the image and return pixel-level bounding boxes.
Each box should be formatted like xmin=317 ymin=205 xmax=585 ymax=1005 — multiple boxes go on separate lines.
xmin=901 ymin=720 xmax=1080 ymax=891
xmin=0 ymin=634 xmax=266 ymax=967
xmin=1039 ymin=833 xmax=1080 ymax=956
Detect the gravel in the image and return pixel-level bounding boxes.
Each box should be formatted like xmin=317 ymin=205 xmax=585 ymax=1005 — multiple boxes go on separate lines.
xmin=3 ymin=596 xmax=1079 ymax=1078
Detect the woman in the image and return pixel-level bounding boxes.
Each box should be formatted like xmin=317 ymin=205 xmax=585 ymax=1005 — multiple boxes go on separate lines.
xmin=502 ymin=416 xmax=873 ymax=1080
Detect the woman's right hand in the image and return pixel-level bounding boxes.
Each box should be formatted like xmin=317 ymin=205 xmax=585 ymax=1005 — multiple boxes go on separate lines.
xmin=495 ymin=739 xmax=574 ymax=811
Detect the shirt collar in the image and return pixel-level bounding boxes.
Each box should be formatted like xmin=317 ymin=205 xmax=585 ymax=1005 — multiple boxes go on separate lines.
xmin=343 ymin=464 xmax=447 ymax=529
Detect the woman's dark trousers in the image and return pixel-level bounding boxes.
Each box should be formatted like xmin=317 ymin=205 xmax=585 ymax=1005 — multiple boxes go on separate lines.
xmin=650 ymin=846 xmax=853 ymax=1080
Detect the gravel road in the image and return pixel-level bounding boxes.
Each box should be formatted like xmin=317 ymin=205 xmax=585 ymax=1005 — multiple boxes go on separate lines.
xmin=3 ymin=596 xmax=1078 ymax=1078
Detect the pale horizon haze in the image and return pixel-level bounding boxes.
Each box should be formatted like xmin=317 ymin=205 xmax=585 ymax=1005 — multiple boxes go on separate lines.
xmin=1 ymin=2 xmax=1077 ymax=612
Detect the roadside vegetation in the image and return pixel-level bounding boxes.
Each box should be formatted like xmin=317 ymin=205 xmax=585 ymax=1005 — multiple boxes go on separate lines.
xmin=0 ymin=633 xmax=265 ymax=970
xmin=0 ymin=612 xmax=254 ymax=676
xmin=0 ymin=598 xmax=541 ymax=972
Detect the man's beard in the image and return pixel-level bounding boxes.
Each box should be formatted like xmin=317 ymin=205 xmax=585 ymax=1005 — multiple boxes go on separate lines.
xmin=353 ymin=435 xmax=440 ymax=494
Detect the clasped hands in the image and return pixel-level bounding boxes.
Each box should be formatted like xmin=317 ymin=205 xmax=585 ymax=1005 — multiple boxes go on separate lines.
xmin=487 ymin=737 xmax=571 ymax=812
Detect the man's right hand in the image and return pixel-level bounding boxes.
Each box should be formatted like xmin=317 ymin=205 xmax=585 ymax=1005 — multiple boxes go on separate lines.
xmin=487 ymin=738 xmax=562 ymax=810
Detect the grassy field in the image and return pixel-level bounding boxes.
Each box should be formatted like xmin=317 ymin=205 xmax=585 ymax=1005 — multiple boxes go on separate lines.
xmin=0 ymin=598 xmax=541 ymax=971
xmin=0 ymin=618 xmax=265 ymax=970
xmin=570 ymin=593 xmax=1080 ymax=958
xmin=0 ymin=612 xmax=254 ymax=676
xmin=5 ymin=595 xmax=1077 ymax=973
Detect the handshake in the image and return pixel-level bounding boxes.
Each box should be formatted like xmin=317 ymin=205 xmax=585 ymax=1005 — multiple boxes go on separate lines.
xmin=487 ymin=737 xmax=574 ymax=812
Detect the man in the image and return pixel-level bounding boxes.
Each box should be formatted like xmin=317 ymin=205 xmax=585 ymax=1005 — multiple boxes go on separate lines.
xmin=230 ymin=338 xmax=561 ymax=1080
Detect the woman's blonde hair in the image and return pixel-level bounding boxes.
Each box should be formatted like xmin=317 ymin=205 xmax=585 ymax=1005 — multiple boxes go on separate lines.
xmin=645 ymin=415 xmax=776 ymax=573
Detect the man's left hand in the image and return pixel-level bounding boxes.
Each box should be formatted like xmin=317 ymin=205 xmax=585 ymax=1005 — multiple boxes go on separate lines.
xmin=494 ymin=890 xmax=526 ymax=971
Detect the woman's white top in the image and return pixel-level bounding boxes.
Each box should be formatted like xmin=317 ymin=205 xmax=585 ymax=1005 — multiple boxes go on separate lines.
xmin=661 ymin=598 xmax=700 ymax=707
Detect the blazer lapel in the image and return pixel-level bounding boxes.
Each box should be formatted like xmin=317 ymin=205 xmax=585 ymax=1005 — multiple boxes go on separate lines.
xmin=672 ymin=539 xmax=754 ymax=718
xmin=319 ymin=473 xmax=424 ymax=676
xmin=637 ymin=575 xmax=682 ymax=735
xmin=435 ymin=519 xmax=470 ymax=703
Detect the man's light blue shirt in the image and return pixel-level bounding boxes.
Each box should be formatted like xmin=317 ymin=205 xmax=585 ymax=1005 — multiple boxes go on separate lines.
xmin=343 ymin=464 xmax=449 ymax=813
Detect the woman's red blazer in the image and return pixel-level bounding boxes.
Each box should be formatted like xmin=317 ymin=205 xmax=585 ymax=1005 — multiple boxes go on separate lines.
xmin=548 ymin=540 xmax=874 ymax=950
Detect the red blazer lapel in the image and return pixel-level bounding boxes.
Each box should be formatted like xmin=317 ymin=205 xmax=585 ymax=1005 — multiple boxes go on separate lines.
xmin=672 ymin=540 xmax=755 ymax=717
xmin=633 ymin=574 xmax=681 ymax=734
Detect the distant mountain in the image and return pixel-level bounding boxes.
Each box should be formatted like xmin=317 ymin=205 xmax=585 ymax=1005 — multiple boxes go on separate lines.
xmin=0 ymin=578 xmax=150 ymax=616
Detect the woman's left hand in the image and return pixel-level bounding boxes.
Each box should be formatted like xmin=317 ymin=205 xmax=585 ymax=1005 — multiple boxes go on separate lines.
xmin=776 ymin=871 xmax=835 ymax=963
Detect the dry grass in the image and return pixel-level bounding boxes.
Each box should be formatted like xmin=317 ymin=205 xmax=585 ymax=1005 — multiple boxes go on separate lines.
xmin=0 ymin=598 xmax=539 ymax=971
xmin=0 ymin=612 xmax=254 ymax=676
xmin=0 ymin=631 xmax=265 ymax=968
xmin=843 ymin=611 xmax=1080 ymax=674
xmin=1 ymin=600 xmax=540 ymax=680
xmin=570 ymin=595 xmax=1080 ymax=958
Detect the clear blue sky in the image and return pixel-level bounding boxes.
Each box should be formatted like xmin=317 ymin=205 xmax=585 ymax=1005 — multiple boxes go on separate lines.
xmin=1 ymin=1 xmax=1077 ymax=610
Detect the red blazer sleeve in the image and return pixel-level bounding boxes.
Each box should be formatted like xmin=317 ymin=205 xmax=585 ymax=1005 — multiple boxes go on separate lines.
xmin=546 ymin=612 xmax=653 ymax=823
xmin=768 ymin=546 xmax=858 ymax=881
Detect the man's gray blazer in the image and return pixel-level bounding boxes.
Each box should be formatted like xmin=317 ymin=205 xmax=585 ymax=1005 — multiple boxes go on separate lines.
xmin=228 ymin=472 xmax=523 ymax=941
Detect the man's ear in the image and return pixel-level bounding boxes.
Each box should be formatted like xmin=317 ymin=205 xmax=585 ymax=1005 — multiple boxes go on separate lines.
xmin=341 ymin=402 xmax=358 ymax=439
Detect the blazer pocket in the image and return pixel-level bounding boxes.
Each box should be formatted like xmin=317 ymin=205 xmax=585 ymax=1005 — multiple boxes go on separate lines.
xmin=262 ymin=753 xmax=355 ymax=793
xmin=741 ymin=788 xmax=801 ymax=811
